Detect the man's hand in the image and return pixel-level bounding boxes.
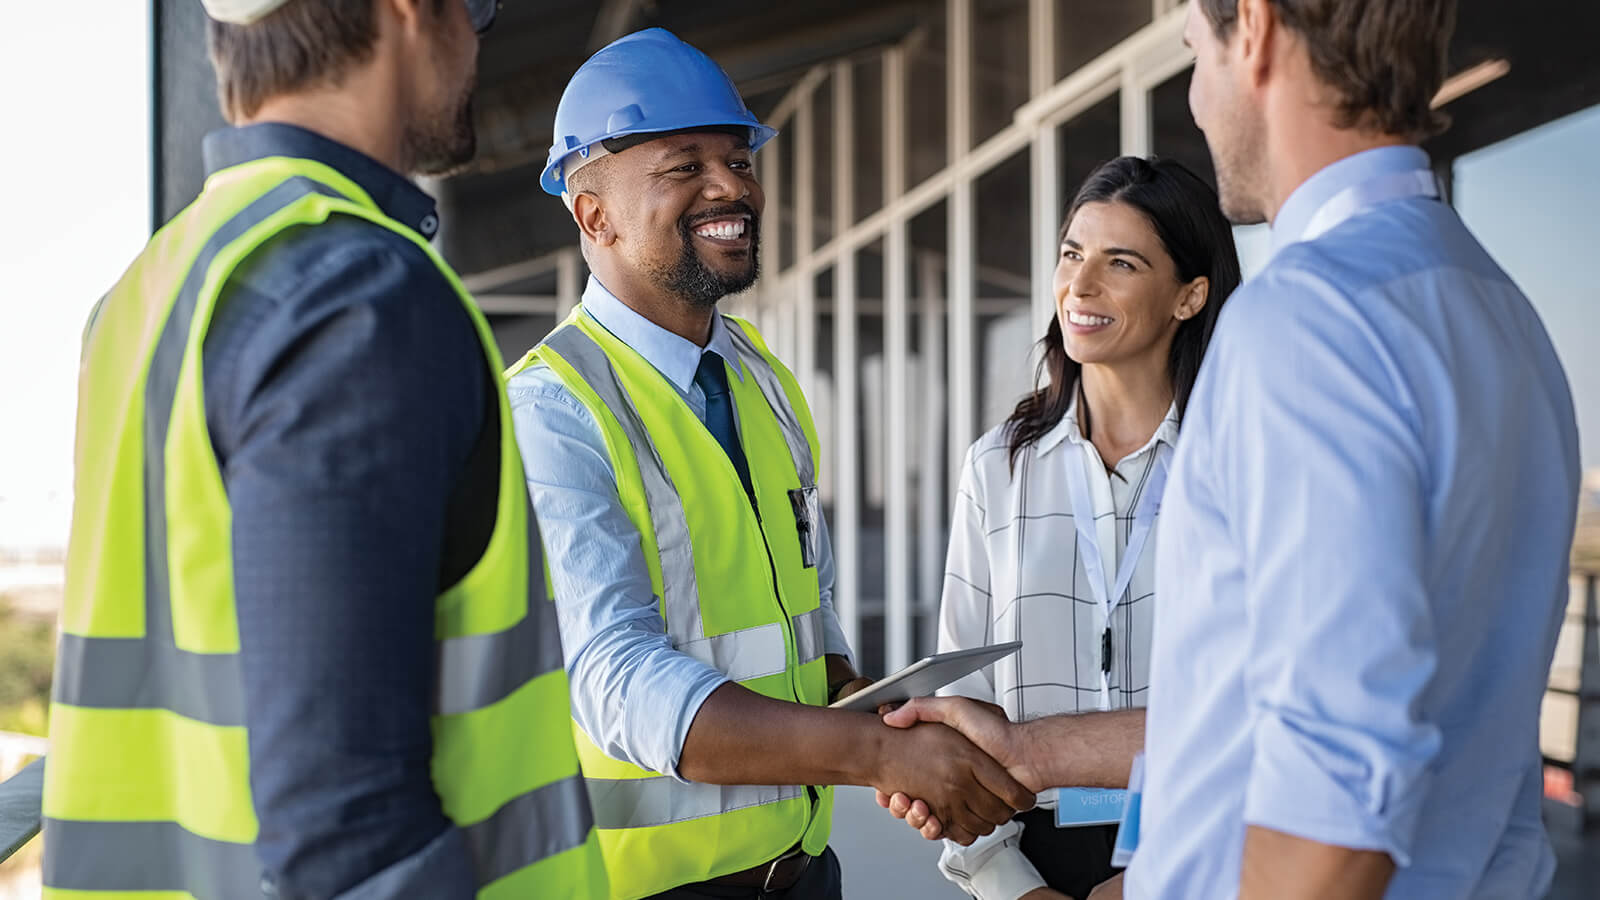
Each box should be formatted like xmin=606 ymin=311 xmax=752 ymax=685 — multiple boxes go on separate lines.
xmin=1022 ymin=888 xmax=1074 ymax=900
xmin=831 ymin=677 xmax=873 ymax=703
xmin=872 ymin=720 xmax=1035 ymax=846
xmin=874 ymin=695 xmax=1044 ymax=839
xmin=884 ymin=696 xmax=1044 ymax=790
xmin=1086 ymin=873 xmax=1123 ymax=900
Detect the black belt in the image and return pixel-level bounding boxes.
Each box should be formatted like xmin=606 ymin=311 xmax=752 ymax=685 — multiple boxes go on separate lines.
xmin=707 ymin=845 xmax=812 ymax=892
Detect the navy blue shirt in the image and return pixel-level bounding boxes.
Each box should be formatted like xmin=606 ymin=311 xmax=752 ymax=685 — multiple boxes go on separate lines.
xmin=201 ymin=124 xmax=491 ymax=899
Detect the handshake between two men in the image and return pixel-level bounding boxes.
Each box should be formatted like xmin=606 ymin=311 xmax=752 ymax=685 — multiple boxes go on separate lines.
xmin=870 ymin=695 xmax=1147 ymax=844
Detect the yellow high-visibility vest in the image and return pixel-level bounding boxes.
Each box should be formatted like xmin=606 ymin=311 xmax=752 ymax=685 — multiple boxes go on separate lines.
xmin=509 ymin=310 xmax=833 ymax=900
xmin=45 ymin=155 xmax=607 ymax=899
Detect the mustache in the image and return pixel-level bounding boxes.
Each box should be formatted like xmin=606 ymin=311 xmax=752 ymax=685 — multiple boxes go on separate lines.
xmin=683 ymin=202 xmax=759 ymax=229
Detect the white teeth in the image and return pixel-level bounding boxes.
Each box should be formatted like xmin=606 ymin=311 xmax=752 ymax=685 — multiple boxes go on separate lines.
xmin=695 ymin=219 xmax=746 ymax=240
xmin=1068 ymin=311 xmax=1114 ymax=327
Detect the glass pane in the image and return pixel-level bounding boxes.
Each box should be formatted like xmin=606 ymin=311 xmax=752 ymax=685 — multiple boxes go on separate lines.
xmin=909 ymin=199 xmax=950 ymax=658
xmin=855 ymin=239 xmax=887 ymax=675
xmin=907 ymin=14 xmax=949 ymax=187
xmin=1057 ymin=92 xmax=1122 ymax=213
xmin=487 ymin=313 xmax=558 ymax=367
xmin=972 ymin=0 xmax=1030 ymax=147
xmin=1149 ymin=68 xmax=1213 ymax=189
xmin=854 ymin=55 xmax=886 ymax=222
xmin=1149 ymin=67 xmax=1272 ymax=278
xmin=812 ymin=74 xmax=835 ymax=247
xmin=1056 ymin=1 xmax=1152 ymax=79
xmin=975 ymin=149 xmax=1035 ymax=435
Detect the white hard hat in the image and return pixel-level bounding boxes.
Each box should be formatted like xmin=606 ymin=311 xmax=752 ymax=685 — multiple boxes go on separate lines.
xmin=200 ymin=0 xmax=294 ymax=25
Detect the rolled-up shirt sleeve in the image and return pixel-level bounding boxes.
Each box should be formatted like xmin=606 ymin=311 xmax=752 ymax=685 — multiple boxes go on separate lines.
xmin=508 ymin=369 xmax=729 ymax=781
xmin=1220 ymin=269 xmax=1442 ymax=865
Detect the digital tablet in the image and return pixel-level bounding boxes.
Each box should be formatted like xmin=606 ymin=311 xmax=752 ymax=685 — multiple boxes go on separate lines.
xmin=828 ymin=641 xmax=1023 ymax=712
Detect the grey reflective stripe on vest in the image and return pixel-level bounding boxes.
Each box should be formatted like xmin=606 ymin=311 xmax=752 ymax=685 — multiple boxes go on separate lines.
xmin=723 ymin=320 xmax=815 ymax=486
xmin=55 ymin=176 xmax=342 ymax=726
xmin=585 ymin=778 xmax=805 ymax=830
xmin=790 ymin=608 xmax=827 ymax=667
xmin=434 ymin=508 xmax=567 ymax=716
xmin=678 ymin=621 xmax=788 ymax=682
xmin=462 ymin=773 xmax=594 ymax=885
xmin=541 ymin=325 xmax=706 ymax=646
xmin=42 ymin=818 xmax=261 ymax=895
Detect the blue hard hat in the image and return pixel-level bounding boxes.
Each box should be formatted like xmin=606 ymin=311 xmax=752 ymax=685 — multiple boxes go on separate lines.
xmin=540 ymin=28 xmax=778 ymax=196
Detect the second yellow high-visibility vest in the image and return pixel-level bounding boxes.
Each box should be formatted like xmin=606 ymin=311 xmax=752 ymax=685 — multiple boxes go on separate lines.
xmin=45 ymin=155 xmax=608 ymax=899
xmin=510 ymin=310 xmax=834 ymax=900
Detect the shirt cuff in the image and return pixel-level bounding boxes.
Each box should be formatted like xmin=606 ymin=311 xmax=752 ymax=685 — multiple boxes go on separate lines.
xmin=818 ymin=605 xmax=854 ymax=663
xmin=659 ymin=665 xmax=731 ymax=783
xmin=967 ymin=843 xmax=1049 ymax=900
xmin=1242 ymin=710 xmax=1432 ymax=867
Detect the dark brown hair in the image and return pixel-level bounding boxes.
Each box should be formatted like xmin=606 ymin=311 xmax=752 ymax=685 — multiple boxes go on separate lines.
xmin=207 ymin=0 xmax=447 ymax=123
xmin=1197 ymin=0 xmax=1457 ymax=140
xmin=1004 ymin=157 xmax=1240 ymax=471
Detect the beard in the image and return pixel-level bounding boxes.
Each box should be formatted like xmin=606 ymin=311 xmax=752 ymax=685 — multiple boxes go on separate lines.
xmin=1206 ymin=105 xmax=1269 ymax=226
xmin=407 ymin=83 xmax=477 ymax=177
xmin=657 ymin=203 xmax=762 ymax=309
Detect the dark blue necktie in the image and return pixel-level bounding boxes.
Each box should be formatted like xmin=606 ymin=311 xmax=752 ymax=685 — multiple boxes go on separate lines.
xmin=693 ymin=352 xmax=755 ymax=502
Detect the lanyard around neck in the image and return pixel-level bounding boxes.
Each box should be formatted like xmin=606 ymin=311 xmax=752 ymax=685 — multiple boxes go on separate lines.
xmin=1062 ymin=437 xmax=1169 ymax=707
xmin=1299 ymin=168 xmax=1440 ymax=242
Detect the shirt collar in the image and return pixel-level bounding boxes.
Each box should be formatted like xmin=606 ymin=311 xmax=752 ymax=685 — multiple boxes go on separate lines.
xmin=1035 ymin=382 xmax=1181 ymax=459
xmin=580 ymin=277 xmax=746 ymax=393
xmin=1270 ymin=145 xmax=1431 ymax=256
xmin=201 ymin=123 xmax=441 ymax=241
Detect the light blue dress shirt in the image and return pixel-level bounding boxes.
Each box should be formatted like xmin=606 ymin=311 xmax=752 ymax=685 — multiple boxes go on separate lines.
xmin=508 ymin=277 xmax=850 ymax=781
xmin=1128 ymin=147 xmax=1581 ymax=899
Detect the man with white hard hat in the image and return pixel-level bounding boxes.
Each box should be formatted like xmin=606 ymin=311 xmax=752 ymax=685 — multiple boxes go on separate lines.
xmin=43 ymin=1 xmax=606 ymax=897
xmin=505 ymin=28 xmax=1033 ymax=900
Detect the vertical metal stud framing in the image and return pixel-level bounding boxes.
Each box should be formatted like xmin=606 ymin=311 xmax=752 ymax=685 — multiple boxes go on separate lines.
xmin=1029 ymin=0 xmax=1055 ymax=100
xmin=766 ymin=132 xmax=784 ymax=277
xmin=948 ymin=0 xmax=974 ymax=160
xmin=917 ymin=250 xmax=948 ymax=648
xmin=1121 ymin=64 xmax=1151 ymax=157
xmin=947 ymin=0 xmax=977 ymax=500
xmin=795 ymin=86 xmax=818 ymax=401
xmin=1030 ymin=123 xmax=1060 ymax=336
xmin=832 ymin=63 xmax=861 ymax=654
xmin=556 ymin=247 xmax=581 ymax=322
xmin=1029 ymin=0 xmax=1060 ymax=337
xmin=883 ymin=46 xmax=912 ymax=672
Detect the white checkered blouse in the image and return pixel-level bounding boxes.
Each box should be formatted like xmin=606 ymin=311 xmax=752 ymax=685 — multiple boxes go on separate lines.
xmin=934 ymin=392 xmax=1179 ymax=900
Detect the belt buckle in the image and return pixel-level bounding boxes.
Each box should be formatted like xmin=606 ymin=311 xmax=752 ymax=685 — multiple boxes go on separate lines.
xmin=760 ymin=846 xmax=808 ymax=894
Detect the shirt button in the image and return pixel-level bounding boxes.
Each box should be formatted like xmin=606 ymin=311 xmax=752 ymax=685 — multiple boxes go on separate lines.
xmin=420 ymin=213 xmax=439 ymax=237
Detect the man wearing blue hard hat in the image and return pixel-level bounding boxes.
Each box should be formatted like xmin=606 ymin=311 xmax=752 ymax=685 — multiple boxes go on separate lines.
xmin=506 ymin=27 xmax=1033 ymax=900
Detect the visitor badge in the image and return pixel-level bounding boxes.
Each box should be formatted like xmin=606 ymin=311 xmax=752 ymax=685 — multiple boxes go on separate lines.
xmin=1109 ymin=753 xmax=1145 ymax=868
xmin=1055 ymin=788 xmax=1126 ymax=827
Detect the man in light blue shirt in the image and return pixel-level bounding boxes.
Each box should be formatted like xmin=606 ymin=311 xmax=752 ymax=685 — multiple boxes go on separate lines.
xmin=881 ymin=1 xmax=1580 ymax=897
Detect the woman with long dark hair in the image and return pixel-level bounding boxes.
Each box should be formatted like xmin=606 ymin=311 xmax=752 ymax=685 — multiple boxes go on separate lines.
xmin=934 ymin=156 xmax=1240 ymax=900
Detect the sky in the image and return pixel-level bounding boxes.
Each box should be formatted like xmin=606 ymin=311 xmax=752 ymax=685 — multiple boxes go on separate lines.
xmin=0 ymin=2 xmax=150 ymax=551
xmin=0 ymin=5 xmax=1593 ymax=553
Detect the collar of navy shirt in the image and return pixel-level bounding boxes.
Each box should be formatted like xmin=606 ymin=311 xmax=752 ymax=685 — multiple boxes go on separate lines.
xmin=201 ymin=122 xmax=442 ymax=241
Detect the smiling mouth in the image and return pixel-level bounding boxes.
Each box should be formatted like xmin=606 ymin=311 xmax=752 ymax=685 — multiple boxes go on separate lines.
xmin=1068 ymin=311 xmax=1115 ymax=327
xmin=692 ymin=216 xmax=750 ymax=244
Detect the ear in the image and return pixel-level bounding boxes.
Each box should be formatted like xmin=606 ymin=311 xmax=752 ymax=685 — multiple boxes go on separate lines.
xmin=571 ymin=192 xmax=615 ymax=247
xmin=1234 ymin=0 xmax=1277 ymax=86
xmin=1175 ymin=276 xmax=1209 ymax=322
xmin=381 ymin=0 xmax=424 ymax=37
